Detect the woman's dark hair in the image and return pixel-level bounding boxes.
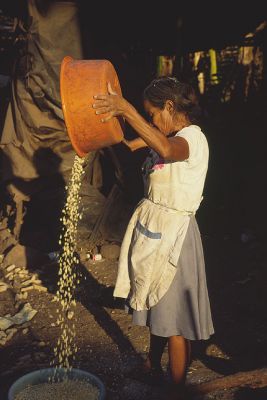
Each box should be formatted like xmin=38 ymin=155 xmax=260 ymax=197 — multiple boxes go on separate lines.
xmin=143 ymin=77 xmax=202 ymax=124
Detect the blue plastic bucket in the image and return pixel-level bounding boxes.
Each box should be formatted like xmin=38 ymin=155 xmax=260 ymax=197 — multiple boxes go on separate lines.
xmin=8 ymin=368 xmax=106 ymax=400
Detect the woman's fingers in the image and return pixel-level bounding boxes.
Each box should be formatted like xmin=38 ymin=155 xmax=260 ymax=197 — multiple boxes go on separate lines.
xmin=92 ymin=86 xmax=122 ymax=122
xmin=92 ymin=99 xmax=118 ymax=114
xmin=107 ymin=82 xmax=117 ymax=95
xmin=92 ymin=102 xmax=116 ymax=121
xmin=93 ymin=83 xmax=117 ymax=98
xmin=93 ymin=94 xmax=107 ymax=100
xmin=95 ymin=106 xmax=111 ymax=115
xmin=92 ymin=99 xmax=109 ymax=108
xmin=100 ymin=114 xmax=114 ymax=123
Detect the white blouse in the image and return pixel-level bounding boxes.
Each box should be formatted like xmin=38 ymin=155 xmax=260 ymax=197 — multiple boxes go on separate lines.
xmin=113 ymin=125 xmax=209 ymax=311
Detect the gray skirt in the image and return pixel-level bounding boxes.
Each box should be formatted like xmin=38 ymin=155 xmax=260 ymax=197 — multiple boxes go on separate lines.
xmin=131 ymin=216 xmax=214 ymax=340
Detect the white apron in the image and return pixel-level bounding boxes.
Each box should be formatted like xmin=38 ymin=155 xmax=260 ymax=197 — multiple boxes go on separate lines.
xmin=114 ymin=125 xmax=209 ymax=311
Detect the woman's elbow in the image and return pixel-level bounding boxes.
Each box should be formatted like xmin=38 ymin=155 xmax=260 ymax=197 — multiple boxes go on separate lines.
xmin=161 ymin=146 xmax=188 ymax=161
xmin=160 ymin=146 xmax=172 ymax=160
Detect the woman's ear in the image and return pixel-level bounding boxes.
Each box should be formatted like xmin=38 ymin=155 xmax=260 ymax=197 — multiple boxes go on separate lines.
xmin=165 ymin=100 xmax=174 ymax=114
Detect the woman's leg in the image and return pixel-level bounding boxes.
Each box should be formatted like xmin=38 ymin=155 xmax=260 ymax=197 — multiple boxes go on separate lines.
xmin=144 ymin=333 xmax=168 ymax=371
xmin=168 ymin=335 xmax=191 ymax=385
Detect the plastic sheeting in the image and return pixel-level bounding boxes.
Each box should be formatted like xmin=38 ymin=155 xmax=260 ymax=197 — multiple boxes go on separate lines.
xmin=0 ymin=1 xmax=86 ymax=200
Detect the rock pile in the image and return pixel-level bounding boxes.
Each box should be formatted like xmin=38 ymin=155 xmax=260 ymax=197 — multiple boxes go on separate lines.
xmin=0 ymin=245 xmax=48 ymax=346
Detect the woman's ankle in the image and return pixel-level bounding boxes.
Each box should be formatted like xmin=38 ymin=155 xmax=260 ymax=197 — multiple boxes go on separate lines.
xmin=144 ymin=354 xmax=162 ymax=373
xmin=165 ymin=387 xmax=186 ymax=400
xmin=143 ymin=356 xmax=152 ymax=371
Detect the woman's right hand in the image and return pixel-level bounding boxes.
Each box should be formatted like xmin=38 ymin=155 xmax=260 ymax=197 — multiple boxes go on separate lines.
xmin=93 ymin=82 xmax=128 ymax=123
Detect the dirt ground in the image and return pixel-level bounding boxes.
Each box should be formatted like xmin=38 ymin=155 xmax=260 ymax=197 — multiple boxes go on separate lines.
xmin=1 ymin=204 xmax=267 ymax=400
xmin=1 ymin=96 xmax=267 ymax=397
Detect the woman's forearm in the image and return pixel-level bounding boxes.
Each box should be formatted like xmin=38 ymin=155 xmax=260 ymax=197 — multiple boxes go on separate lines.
xmin=122 ymin=137 xmax=148 ymax=151
xmin=123 ymin=102 xmax=170 ymax=157
xmin=93 ymin=87 xmax=171 ymax=157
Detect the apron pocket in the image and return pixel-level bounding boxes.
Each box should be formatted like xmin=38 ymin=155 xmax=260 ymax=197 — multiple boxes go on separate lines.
xmin=136 ymin=220 xmax=162 ymax=239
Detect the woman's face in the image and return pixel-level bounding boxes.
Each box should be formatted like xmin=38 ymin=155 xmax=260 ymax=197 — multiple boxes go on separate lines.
xmin=144 ymin=100 xmax=174 ymax=136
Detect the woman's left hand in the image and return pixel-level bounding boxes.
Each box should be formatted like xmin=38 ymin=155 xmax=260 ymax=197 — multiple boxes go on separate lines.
xmin=93 ymin=82 xmax=127 ymax=123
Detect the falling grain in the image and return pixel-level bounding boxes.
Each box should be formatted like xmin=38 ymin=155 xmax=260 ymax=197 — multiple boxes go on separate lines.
xmin=51 ymin=155 xmax=85 ymax=371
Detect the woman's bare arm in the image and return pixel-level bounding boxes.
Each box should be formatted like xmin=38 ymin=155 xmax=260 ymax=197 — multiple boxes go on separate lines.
xmin=122 ymin=137 xmax=148 ymax=152
xmin=93 ymin=83 xmax=188 ymax=161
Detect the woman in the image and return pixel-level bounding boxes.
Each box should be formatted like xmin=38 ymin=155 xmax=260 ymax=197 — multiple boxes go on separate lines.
xmin=93 ymin=77 xmax=214 ymax=398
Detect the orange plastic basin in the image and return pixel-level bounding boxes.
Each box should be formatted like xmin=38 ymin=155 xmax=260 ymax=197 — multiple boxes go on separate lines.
xmin=60 ymin=56 xmax=124 ymax=157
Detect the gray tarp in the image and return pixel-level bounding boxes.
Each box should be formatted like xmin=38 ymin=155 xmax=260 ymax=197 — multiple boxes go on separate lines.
xmin=0 ymin=1 xmax=129 ymax=248
xmin=0 ymin=0 xmax=91 ymax=201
